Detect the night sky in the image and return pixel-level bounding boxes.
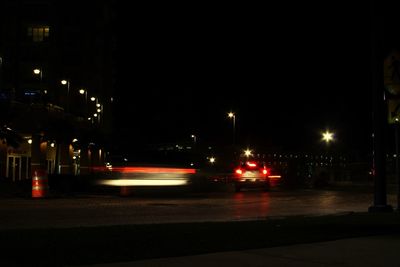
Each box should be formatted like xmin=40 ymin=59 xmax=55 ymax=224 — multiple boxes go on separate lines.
xmin=112 ymin=2 xmax=399 ymax=155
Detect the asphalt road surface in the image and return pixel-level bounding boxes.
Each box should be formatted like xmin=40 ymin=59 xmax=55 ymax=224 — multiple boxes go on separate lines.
xmin=0 ymin=187 xmax=397 ymax=230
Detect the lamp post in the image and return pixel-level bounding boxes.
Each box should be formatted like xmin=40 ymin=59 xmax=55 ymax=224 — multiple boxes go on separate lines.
xmin=33 ymin=68 xmax=42 ymax=102
xmin=61 ymin=80 xmax=70 ymax=112
xmin=96 ymin=102 xmax=102 ymax=124
xmin=90 ymin=96 xmax=98 ymax=124
xmin=395 ymin=119 xmax=400 ymax=211
xmin=228 ymin=112 xmax=236 ymax=145
xmin=191 ymin=134 xmax=197 ymax=144
xmin=79 ymin=89 xmax=88 ymax=116
xmin=33 ymin=68 xmax=42 ymax=77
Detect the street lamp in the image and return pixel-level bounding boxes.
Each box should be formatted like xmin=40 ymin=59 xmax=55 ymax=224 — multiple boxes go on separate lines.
xmin=60 ymin=79 xmax=70 ymax=112
xmin=322 ymin=130 xmax=334 ymax=144
xmin=79 ymin=89 xmax=88 ymax=116
xmin=209 ymin=157 xmax=216 ymax=164
xmin=191 ymin=134 xmax=197 ymax=144
xmin=228 ymin=112 xmax=236 ymax=145
xmin=33 ymin=68 xmax=43 ymax=102
xmin=33 ymin=68 xmax=41 ymax=76
xmin=244 ymin=149 xmax=252 ymax=157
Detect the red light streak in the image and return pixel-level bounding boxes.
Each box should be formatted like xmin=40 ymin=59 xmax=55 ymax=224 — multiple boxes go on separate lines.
xmin=110 ymin=166 xmax=196 ymax=174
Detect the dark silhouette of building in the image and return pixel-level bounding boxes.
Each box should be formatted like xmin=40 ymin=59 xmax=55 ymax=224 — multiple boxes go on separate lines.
xmin=0 ymin=0 xmax=116 ymax=181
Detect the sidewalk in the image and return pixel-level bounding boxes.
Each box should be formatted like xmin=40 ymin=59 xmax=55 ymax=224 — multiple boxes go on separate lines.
xmin=79 ymin=234 xmax=400 ymax=267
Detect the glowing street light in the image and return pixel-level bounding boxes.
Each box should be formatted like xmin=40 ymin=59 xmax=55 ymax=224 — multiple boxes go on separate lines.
xmin=244 ymin=149 xmax=252 ymax=157
xmin=60 ymin=79 xmax=70 ymax=111
xmin=228 ymin=112 xmax=236 ymax=145
xmin=79 ymin=89 xmax=89 ymax=115
xmin=322 ymin=130 xmax=334 ymax=144
xmin=209 ymin=157 xmax=216 ymax=164
xmin=33 ymin=69 xmax=41 ymax=75
xmin=191 ymin=134 xmax=197 ymax=144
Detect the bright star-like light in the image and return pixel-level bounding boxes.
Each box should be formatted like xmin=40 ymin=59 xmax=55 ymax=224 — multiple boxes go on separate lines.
xmin=322 ymin=131 xmax=334 ymax=143
xmin=244 ymin=149 xmax=253 ymax=157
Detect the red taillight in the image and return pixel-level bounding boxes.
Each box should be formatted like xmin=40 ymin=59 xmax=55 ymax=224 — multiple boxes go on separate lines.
xmin=235 ymin=169 xmax=243 ymax=175
xmin=262 ymin=169 xmax=268 ymax=175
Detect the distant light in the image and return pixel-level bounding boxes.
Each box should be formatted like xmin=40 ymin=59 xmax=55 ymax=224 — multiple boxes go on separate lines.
xmin=228 ymin=112 xmax=235 ymax=118
xmin=94 ymin=113 xmax=98 ymax=117
xmin=44 ymin=90 xmax=47 ymax=94
xmin=72 ymin=138 xmax=78 ymax=143
xmin=209 ymin=157 xmax=216 ymax=163
xmin=79 ymin=89 xmax=85 ymax=94
xmin=97 ymin=108 xmax=101 ymax=112
xmin=50 ymin=142 xmax=55 ymax=147
xmin=322 ymin=130 xmax=334 ymax=143
xmin=96 ymin=103 xmax=101 ymax=107
xmin=190 ymin=163 xmax=194 ymax=166
xmin=72 ymin=156 xmax=76 ymax=160
xmin=88 ymin=117 xmax=91 ymax=120
xmin=244 ymin=149 xmax=252 ymax=157
xmin=61 ymin=80 xmax=68 ymax=85
xmin=235 ymin=169 xmax=243 ymax=175
xmin=27 ymin=139 xmax=32 ymax=144
xmin=33 ymin=69 xmax=41 ymax=75
xmin=263 ymin=169 xmax=268 ymax=175
xmin=90 ymin=97 xmax=96 ymax=101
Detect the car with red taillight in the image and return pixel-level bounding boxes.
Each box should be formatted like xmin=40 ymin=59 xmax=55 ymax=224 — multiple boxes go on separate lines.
xmin=233 ymin=161 xmax=270 ymax=192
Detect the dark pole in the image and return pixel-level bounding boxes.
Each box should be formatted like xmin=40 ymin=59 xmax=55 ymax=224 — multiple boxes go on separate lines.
xmin=368 ymin=0 xmax=393 ymax=212
xmin=232 ymin=115 xmax=236 ymax=146
xmin=396 ymin=122 xmax=400 ymax=211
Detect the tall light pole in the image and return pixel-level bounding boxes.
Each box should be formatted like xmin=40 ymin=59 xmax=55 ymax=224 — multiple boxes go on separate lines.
xmin=79 ymin=89 xmax=88 ymax=116
xmin=33 ymin=68 xmax=42 ymax=103
xmin=369 ymin=0 xmax=392 ymax=212
xmin=228 ymin=112 xmax=236 ymax=145
xmin=61 ymin=79 xmax=70 ymax=112
xmin=90 ymin=96 xmax=96 ymax=125
xmin=96 ymin=102 xmax=102 ymax=125
xmin=191 ymin=134 xmax=197 ymax=144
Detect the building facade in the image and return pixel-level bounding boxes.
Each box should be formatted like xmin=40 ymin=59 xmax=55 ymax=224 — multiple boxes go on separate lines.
xmin=0 ymin=0 xmax=116 ymax=181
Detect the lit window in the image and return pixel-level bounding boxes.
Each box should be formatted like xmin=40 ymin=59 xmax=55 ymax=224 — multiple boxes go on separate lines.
xmin=27 ymin=26 xmax=50 ymax=42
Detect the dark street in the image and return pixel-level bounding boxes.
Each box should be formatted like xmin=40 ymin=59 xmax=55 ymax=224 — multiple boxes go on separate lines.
xmin=0 ymin=187 xmax=396 ymax=230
